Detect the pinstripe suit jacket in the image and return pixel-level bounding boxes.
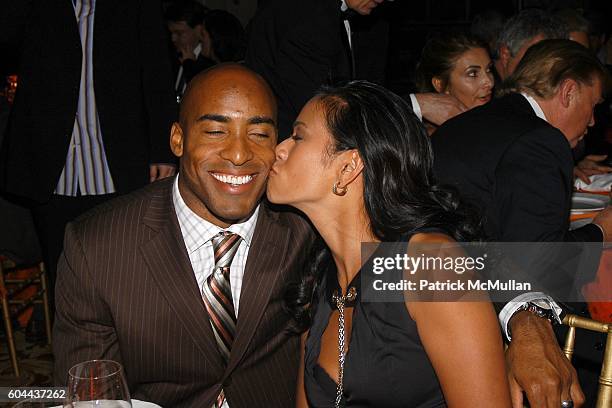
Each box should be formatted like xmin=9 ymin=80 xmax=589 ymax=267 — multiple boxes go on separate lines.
xmin=53 ymin=177 xmax=315 ymax=407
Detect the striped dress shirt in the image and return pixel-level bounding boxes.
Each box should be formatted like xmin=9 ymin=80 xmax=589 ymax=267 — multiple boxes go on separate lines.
xmin=172 ymin=176 xmax=259 ymax=408
xmin=172 ymin=176 xmax=259 ymax=318
xmin=55 ymin=0 xmax=115 ymax=196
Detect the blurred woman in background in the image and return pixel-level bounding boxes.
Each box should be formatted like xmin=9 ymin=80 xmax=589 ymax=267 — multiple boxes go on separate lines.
xmin=416 ymin=33 xmax=494 ymax=133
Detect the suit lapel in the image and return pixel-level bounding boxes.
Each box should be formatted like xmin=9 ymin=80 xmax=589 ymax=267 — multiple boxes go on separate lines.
xmin=140 ymin=178 xmax=225 ymax=373
xmin=224 ymin=205 xmax=292 ymax=374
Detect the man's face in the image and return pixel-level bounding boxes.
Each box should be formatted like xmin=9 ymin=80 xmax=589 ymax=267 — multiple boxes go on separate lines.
xmin=167 ymin=20 xmax=201 ymax=53
xmin=569 ymin=31 xmax=589 ymax=48
xmin=496 ymin=34 xmax=545 ymax=80
xmin=556 ymin=78 xmax=603 ymax=147
xmin=170 ymin=67 xmax=278 ymax=227
xmin=345 ymin=0 xmax=384 ymax=15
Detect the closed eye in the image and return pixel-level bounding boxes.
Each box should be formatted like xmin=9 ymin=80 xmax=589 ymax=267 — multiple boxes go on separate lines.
xmin=251 ymin=132 xmax=270 ymax=138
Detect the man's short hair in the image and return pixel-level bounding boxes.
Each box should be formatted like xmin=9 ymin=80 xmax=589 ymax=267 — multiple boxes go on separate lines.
xmin=497 ymin=9 xmax=568 ymax=57
xmin=500 ymin=39 xmax=609 ymax=99
xmin=164 ymin=0 xmax=207 ymax=28
xmin=554 ymin=8 xmax=589 ymax=34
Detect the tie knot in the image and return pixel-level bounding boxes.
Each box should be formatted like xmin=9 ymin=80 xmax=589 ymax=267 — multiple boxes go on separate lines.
xmin=211 ymin=232 xmax=242 ymax=269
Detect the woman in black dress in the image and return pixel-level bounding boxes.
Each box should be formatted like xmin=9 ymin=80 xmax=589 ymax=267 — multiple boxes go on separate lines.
xmin=267 ymin=81 xmax=511 ymax=407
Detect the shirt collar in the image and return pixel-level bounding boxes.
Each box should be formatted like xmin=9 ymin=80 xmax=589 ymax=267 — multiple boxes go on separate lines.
xmin=340 ymin=0 xmax=349 ymax=12
xmin=194 ymin=42 xmax=202 ymax=58
xmin=172 ymin=175 xmax=260 ymax=253
xmin=520 ymin=92 xmax=548 ymax=122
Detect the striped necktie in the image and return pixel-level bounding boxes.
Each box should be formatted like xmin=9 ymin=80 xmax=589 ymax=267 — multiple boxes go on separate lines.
xmin=202 ymin=231 xmax=242 ymax=408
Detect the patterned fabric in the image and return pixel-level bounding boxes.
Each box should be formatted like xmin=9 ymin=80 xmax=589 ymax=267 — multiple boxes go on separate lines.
xmin=173 ymin=177 xmax=259 ymax=408
xmin=53 ymin=177 xmax=313 ymax=407
xmin=172 ymin=176 xmax=258 ymax=315
xmin=56 ymin=0 xmax=115 ymax=196
xmin=203 ymin=232 xmax=242 ymax=408
xmin=203 ymin=232 xmax=241 ymax=361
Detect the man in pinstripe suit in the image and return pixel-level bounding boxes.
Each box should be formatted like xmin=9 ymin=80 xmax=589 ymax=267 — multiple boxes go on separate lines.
xmin=53 ymin=64 xmax=314 ymax=407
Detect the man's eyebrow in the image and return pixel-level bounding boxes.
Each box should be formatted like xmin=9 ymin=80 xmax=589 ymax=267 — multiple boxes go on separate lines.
xmin=195 ymin=114 xmax=230 ymax=123
xmin=248 ymin=116 xmax=276 ymax=126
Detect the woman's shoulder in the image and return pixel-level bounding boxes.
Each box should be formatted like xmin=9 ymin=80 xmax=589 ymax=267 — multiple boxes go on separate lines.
xmin=402 ymin=227 xmax=455 ymax=244
xmin=410 ymin=231 xmax=455 ymax=244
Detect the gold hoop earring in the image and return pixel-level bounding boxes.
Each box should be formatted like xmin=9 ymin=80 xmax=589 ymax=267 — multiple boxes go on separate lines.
xmin=332 ymin=182 xmax=347 ymax=196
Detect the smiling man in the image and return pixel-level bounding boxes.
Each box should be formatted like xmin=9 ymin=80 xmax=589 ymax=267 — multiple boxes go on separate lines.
xmin=53 ymin=64 xmax=314 ymax=407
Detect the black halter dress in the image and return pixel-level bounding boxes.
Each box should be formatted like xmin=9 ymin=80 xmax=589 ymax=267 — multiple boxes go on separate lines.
xmin=303 ymin=232 xmax=448 ymax=407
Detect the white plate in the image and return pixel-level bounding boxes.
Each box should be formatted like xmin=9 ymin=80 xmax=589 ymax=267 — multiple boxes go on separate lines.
xmin=133 ymin=400 xmax=162 ymax=408
xmin=571 ymin=192 xmax=609 ymax=213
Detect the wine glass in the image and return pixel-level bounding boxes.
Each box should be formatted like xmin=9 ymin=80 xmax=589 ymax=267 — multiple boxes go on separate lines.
xmin=64 ymin=360 xmax=131 ymax=407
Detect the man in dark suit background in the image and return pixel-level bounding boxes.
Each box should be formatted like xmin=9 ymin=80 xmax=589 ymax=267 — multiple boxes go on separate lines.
xmin=53 ymin=64 xmax=314 ymax=407
xmin=432 ymin=40 xmax=611 ymax=408
xmin=245 ymin=0 xmax=355 ymax=140
xmin=0 ymin=0 xmax=177 ymax=303
xmin=495 ymin=8 xmax=612 ymax=184
xmin=165 ymin=0 xmax=216 ymax=101
xmin=246 ymin=0 xmax=464 ymax=141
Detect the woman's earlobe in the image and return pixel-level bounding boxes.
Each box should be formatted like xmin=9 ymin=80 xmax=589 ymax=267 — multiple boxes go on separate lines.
xmin=332 ymin=181 xmax=348 ymax=196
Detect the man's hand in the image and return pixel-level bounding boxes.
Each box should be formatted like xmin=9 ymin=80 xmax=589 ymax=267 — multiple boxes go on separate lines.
xmin=506 ymin=312 xmax=584 ymax=408
xmin=149 ymin=164 xmax=176 ymax=182
xmin=414 ymin=93 xmax=467 ymax=126
xmin=574 ymin=154 xmax=612 ymax=184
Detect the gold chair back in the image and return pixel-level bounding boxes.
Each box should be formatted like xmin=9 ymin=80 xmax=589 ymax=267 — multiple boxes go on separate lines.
xmin=0 ymin=260 xmax=52 ymax=378
xmin=562 ymin=314 xmax=612 ymax=408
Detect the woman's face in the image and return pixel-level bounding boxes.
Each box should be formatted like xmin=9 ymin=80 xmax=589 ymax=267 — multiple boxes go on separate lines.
xmin=267 ymin=99 xmax=337 ymax=210
xmin=442 ymin=47 xmax=494 ymax=109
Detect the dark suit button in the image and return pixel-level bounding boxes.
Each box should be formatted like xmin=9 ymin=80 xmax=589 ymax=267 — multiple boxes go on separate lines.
xmin=223 ymin=378 xmax=232 ymax=387
xmin=595 ymin=341 xmax=604 ymax=351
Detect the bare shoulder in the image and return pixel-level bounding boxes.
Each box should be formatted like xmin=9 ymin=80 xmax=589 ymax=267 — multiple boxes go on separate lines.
xmin=410 ymin=232 xmax=455 ymax=244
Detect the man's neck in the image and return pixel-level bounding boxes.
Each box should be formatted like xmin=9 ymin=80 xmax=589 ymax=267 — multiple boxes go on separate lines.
xmin=531 ymin=94 xmax=555 ymax=122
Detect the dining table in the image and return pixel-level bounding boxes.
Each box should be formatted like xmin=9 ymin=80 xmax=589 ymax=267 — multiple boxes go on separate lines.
xmin=571 ymin=173 xmax=612 ymax=323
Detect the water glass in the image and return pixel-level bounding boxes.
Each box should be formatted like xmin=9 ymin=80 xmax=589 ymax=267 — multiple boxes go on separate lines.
xmin=64 ymin=360 xmax=131 ymax=407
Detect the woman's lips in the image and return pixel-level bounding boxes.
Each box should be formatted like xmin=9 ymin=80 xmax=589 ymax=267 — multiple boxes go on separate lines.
xmin=479 ymin=94 xmax=492 ymax=102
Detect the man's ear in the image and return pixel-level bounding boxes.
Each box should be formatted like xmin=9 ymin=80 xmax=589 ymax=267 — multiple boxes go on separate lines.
xmin=498 ymin=45 xmax=511 ymax=74
xmin=335 ymin=150 xmax=364 ymax=189
xmin=170 ymin=122 xmax=184 ymax=158
xmin=558 ymin=78 xmax=579 ymax=109
xmin=432 ymin=77 xmax=445 ymax=93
